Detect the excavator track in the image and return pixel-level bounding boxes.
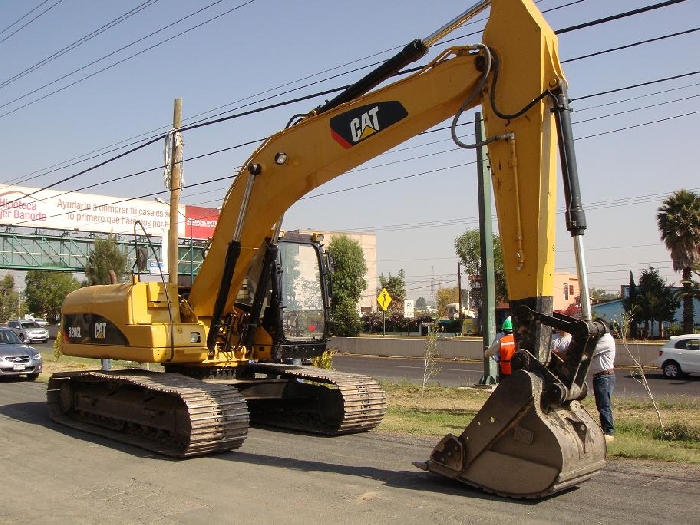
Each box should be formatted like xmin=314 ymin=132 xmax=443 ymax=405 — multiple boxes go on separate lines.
xmin=239 ymin=364 xmax=386 ymax=435
xmin=47 ymin=370 xmax=249 ymax=457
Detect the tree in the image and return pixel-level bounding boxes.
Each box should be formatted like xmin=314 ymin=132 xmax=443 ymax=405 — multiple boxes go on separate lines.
xmin=415 ymin=297 xmax=427 ymax=309
xmin=590 ymin=288 xmax=620 ymax=302
xmin=327 ymin=235 xmax=367 ymax=336
xmin=454 ymin=229 xmax=507 ymax=303
xmin=24 ymin=270 xmax=81 ymax=322
xmin=622 ymin=271 xmax=640 ymax=339
xmin=0 ymin=274 xmax=20 ymax=323
xmin=627 ymin=267 xmax=678 ymax=338
xmin=377 ymin=270 xmax=406 ymax=315
xmin=435 ymin=286 xmax=459 ymax=318
xmin=84 ymin=235 xmax=129 ymax=285
xmin=657 ymin=189 xmax=700 ymax=334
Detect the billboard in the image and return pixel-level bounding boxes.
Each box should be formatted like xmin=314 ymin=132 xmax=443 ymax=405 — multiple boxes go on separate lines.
xmin=184 ymin=205 xmax=219 ymax=240
xmin=0 ymin=184 xmax=218 ymax=240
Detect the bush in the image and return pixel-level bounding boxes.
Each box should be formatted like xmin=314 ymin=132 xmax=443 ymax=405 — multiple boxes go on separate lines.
xmin=360 ymin=312 xmax=434 ymax=334
xmin=330 ymin=299 xmax=362 ymax=336
xmin=310 ymin=348 xmax=336 ymax=369
xmin=53 ymin=331 xmax=63 ymax=361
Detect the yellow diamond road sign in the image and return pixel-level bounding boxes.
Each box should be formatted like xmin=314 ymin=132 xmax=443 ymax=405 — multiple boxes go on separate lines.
xmin=377 ymin=288 xmax=392 ymax=311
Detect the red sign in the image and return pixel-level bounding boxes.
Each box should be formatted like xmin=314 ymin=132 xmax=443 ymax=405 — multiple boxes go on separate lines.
xmin=185 ymin=205 xmax=219 ymax=240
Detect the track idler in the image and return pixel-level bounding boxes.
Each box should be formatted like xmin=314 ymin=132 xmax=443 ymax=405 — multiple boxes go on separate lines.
xmin=415 ymin=370 xmax=606 ymax=498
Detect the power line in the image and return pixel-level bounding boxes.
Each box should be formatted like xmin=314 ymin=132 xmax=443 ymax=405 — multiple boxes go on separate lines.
xmin=4 ymin=0 xmax=686 ymax=179
xmin=571 ymin=70 xmax=700 ymax=102
xmin=0 ymin=0 xmax=162 ymax=90
xmin=7 ymin=91 xmax=697 ymax=230
xmin=563 ymin=26 xmax=700 ymax=64
xmin=0 ymin=0 xmax=64 ymax=45
xmin=0 ymin=0 xmax=256 ymax=119
xmin=555 ymin=0 xmax=688 ymax=35
xmin=2 ymin=3 xmax=697 ymax=212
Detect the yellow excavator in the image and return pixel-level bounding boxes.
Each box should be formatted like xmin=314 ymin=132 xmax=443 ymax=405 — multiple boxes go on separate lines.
xmin=48 ymin=0 xmax=607 ymax=498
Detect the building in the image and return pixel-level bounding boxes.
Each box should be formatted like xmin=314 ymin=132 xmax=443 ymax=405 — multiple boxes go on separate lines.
xmin=299 ymin=230 xmax=377 ymax=314
xmin=593 ymin=294 xmax=700 ymax=337
xmin=553 ymin=272 xmax=580 ymax=313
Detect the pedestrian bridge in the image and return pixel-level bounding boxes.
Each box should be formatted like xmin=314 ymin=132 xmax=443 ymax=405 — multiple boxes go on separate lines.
xmin=0 ymin=227 xmax=204 ymax=278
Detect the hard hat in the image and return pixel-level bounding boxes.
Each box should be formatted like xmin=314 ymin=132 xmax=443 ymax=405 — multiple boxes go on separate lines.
xmin=502 ymin=316 xmax=513 ymax=331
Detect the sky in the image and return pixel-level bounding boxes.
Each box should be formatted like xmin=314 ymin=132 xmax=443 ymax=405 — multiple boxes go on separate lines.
xmin=0 ymin=0 xmax=698 ymax=305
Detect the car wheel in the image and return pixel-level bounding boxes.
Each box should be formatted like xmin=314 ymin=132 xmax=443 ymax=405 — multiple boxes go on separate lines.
xmin=662 ymin=360 xmax=682 ymax=379
xmin=26 ymin=372 xmax=40 ymax=381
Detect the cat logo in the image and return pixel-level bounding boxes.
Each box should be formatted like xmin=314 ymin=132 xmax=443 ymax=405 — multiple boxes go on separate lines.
xmin=330 ymin=101 xmax=408 ymax=149
xmin=94 ymin=322 xmax=107 ymax=339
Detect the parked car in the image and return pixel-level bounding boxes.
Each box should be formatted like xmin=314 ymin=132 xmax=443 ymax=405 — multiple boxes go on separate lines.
xmin=32 ymin=318 xmax=49 ymax=327
xmin=0 ymin=327 xmax=42 ymax=380
xmin=7 ymin=320 xmax=50 ymax=343
xmin=657 ymin=334 xmax=700 ymax=378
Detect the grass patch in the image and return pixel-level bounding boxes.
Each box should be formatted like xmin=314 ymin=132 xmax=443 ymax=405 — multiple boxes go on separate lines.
xmin=377 ymin=381 xmax=700 ymax=463
xmin=36 ymin=349 xmax=156 ymax=381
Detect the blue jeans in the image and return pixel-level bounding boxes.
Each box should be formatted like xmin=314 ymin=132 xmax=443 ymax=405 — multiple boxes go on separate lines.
xmin=593 ymin=373 xmax=615 ymax=435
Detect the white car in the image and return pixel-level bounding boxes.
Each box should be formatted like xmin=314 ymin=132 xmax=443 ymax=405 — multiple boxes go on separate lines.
xmin=657 ymin=334 xmax=700 ymax=378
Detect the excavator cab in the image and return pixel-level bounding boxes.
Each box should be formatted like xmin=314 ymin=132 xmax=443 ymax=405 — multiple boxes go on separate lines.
xmin=244 ymin=231 xmax=331 ymax=361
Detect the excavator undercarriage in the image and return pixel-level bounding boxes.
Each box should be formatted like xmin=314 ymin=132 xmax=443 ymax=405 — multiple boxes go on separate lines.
xmin=47 ymin=364 xmax=387 ymax=458
xmin=47 ymin=370 xmax=249 ymax=457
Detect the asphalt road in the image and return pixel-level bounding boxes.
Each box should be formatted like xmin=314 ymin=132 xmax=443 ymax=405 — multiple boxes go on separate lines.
xmin=333 ymin=354 xmax=700 ymax=398
xmin=1 ymin=379 xmax=699 ymax=524
xmin=28 ymin=340 xmax=700 ymax=399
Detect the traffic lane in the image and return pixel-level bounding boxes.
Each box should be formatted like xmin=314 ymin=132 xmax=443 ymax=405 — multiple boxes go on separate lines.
xmin=333 ymin=354 xmax=700 ymax=398
xmin=334 ymin=354 xmax=485 ymax=387
xmin=28 ymin=341 xmax=700 ymax=398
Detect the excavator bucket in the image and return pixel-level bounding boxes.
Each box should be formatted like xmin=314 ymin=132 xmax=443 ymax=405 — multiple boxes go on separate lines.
xmin=415 ymin=370 xmax=606 ymax=498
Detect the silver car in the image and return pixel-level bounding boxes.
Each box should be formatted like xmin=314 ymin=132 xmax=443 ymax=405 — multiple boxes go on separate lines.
xmin=7 ymin=320 xmax=50 ymax=343
xmin=0 ymin=328 xmax=42 ymax=380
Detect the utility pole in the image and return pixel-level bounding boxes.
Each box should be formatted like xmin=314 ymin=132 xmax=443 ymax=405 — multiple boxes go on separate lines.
xmin=457 ymin=262 xmax=463 ymax=323
xmin=168 ymin=98 xmax=183 ymax=285
xmin=475 ymin=112 xmax=498 ymax=385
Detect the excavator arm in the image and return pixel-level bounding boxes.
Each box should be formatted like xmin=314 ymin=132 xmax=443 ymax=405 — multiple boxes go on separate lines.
xmin=187 ymin=0 xmax=564 ymax=325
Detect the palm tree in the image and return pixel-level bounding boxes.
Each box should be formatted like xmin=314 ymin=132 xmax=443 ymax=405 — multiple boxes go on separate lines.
xmin=657 ymin=189 xmax=700 ymax=334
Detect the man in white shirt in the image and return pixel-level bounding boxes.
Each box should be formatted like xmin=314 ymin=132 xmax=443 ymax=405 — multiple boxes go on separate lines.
xmin=590 ymin=319 xmax=616 ymax=443
xmin=551 ymin=329 xmax=572 ymax=355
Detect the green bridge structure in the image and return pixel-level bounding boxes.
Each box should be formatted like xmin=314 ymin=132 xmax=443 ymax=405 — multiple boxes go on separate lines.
xmin=0 ymin=227 xmax=205 ymax=283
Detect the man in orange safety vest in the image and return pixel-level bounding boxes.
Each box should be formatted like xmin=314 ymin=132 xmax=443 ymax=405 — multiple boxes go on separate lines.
xmin=485 ymin=316 xmax=516 ymax=378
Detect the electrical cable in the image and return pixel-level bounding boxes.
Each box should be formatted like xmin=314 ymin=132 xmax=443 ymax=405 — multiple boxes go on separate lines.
xmin=1 ymin=0 xmax=697 ymax=233
xmin=563 ymin=26 xmax=700 ymax=64
xmin=555 ymin=0 xmax=688 ymax=35
xmin=0 ymin=0 xmax=256 ymax=119
xmin=1 ymin=0 xmax=678 ymax=174
xmin=0 ymin=0 xmax=63 ymax=45
xmin=0 ymin=0 xmax=162 ymax=90
xmin=4 ymin=0 xmax=692 ymax=186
